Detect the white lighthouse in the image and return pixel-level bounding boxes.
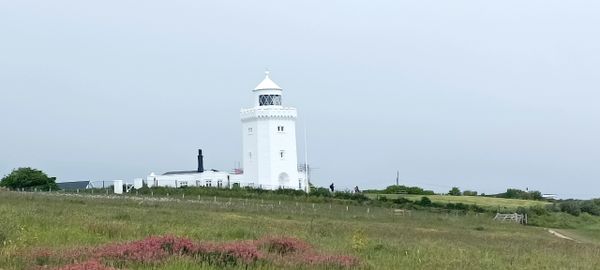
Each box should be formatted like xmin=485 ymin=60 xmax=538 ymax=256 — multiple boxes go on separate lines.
xmin=144 ymin=72 xmax=308 ymax=192
xmin=241 ymin=72 xmax=303 ymax=190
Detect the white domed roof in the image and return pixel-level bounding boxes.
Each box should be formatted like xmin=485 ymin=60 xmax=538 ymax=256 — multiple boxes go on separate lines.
xmin=254 ymin=71 xmax=282 ymax=90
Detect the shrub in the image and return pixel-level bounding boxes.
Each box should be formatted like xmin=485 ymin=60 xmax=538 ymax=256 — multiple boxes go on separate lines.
xmin=392 ymin=197 xmax=412 ymax=204
xmin=0 ymin=167 xmax=59 ymax=191
xmin=530 ymin=205 xmax=549 ymax=216
xmin=383 ymin=185 xmax=434 ymax=195
xmin=274 ymin=188 xmax=306 ymax=196
xmin=496 ymin=188 xmax=544 ymax=201
xmin=462 ymin=190 xmax=478 ymax=196
xmin=417 ymin=196 xmax=432 ymax=207
xmin=333 ymin=192 xmax=369 ymax=202
xmin=29 ymin=235 xmax=360 ymax=269
xmin=448 ymin=187 xmax=461 ymax=196
xmin=259 ymin=237 xmax=310 ymax=254
xmin=545 ymin=203 xmax=561 ymax=213
xmin=580 ymin=201 xmax=600 ymax=216
xmin=470 ymin=205 xmax=486 ymax=213
xmin=560 ymin=201 xmax=581 ymax=216
xmin=446 ymin=203 xmax=468 ymax=210
xmin=309 ymin=187 xmax=332 ymax=197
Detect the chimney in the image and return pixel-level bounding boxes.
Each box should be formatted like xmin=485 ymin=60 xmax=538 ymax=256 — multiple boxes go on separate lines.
xmin=197 ymin=149 xmax=204 ymax=173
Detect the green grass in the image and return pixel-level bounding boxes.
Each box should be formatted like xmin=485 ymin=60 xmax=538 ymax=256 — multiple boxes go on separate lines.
xmin=366 ymin=194 xmax=550 ymax=210
xmin=1 ymin=191 xmax=600 ymax=269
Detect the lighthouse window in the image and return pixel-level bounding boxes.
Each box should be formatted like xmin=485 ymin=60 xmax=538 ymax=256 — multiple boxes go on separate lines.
xmin=280 ymin=150 xmax=285 ymax=159
xmin=248 ymin=127 xmax=253 ymax=134
xmin=277 ymin=126 xmax=284 ymax=132
xmin=259 ymin=95 xmax=282 ymax=106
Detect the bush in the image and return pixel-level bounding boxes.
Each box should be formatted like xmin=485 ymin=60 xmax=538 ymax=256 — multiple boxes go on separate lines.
xmin=274 ymin=188 xmax=306 ymax=196
xmin=496 ymin=188 xmax=544 ymax=201
xmin=462 ymin=190 xmax=478 ymax=196
xmin=448 ymin=187 xmax=461 ymax=196
xmin=309 ymin=187 xmax=332 ymax=198
xmin=446 ymin=203 xmax=468 ymax=210
xmin=0 ymin=167 xmax=58 ymax=191
xmin=392 ymin=197 xmax=412 ymax=204
xmin=580 ymin=201 xmax=600 ymax=216
xmin=545 ymin=203 xmax=561 ymax=213
xmin=383 ymin=185 xmax=406 ymax=194
xmin=332 ymin=192 xmax=369 ymax=202
xmin=383 ymin=185 xmax=434 ymax=195
xmin=406 ymin=186 xmax=434 ymax=195
xmin=560 ymin=201 xmax=581 ymax=216
xmin=417 ymin=196 xmax=432 ymax=207
xmin=530 ymin=205 xmax=549 ymax=216
xmin=470 ymin=204 xmax=486 ymax=213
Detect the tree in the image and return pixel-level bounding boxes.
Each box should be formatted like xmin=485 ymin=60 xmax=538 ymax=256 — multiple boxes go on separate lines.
xmin=0 ymin=167 xmax=58 ymax=191
xmin=448 ymin=187 xmax=461 ymax=196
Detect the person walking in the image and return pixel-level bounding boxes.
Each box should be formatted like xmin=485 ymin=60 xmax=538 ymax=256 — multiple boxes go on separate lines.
xmin=329 ymin=182 xmax=335 ymax=192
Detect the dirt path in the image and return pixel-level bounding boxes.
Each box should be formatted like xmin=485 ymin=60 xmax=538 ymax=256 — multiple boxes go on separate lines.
xmin=547 ymin=229 xmax=578 ymax=242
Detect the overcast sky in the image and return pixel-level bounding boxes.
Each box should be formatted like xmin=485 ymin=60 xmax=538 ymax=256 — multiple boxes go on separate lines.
xmin=1 ymin=0 xmax=599 ymax=198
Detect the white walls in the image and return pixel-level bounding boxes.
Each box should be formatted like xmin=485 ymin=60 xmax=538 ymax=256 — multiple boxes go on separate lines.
xmin=241 ymin=74 xmax=301 ymax=190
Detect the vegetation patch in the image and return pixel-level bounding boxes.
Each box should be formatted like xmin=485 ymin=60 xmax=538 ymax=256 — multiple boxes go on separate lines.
xmin=28 ymin=235 xmax=359 ymax=269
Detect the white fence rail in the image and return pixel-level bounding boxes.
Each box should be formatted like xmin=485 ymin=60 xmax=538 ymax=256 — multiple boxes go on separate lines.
xmin=493 ymin=213 xmax=527 ymax=224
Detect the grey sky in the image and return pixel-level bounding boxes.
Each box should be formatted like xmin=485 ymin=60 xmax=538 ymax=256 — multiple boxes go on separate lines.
xmin=1 ymin=1 xmax=598 ymax=198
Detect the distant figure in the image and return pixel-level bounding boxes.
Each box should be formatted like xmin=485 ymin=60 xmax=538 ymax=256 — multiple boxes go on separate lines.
xmin=354 ymin=186 xmax=361 ymax=193
xmin=329 ymin=182 xmax=335 ymax=192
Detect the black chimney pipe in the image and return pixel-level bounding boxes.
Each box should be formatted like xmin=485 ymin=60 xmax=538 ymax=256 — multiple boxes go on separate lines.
xmin=197 ymin=149 xmax=204 ymax=173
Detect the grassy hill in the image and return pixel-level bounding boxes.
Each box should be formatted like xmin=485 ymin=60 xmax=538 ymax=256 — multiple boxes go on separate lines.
xmin=365 ymin=194 xmax=550 ymax=211
xmin=1 ymin=191 xmax=600 ymax=269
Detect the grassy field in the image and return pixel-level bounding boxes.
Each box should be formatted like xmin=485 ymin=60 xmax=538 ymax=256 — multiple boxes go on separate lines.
xmin=1 ymin=191 xmax=600 ymax=269
xmin=365 ymin=194 xmax=550 ymax=210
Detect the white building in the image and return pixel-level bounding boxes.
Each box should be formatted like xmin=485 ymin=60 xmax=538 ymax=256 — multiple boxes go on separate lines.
xmin=145 ymin=72 xmax=308 ymax=191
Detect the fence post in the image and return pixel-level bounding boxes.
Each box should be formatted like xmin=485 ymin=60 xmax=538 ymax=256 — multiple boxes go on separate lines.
xmin=214 ymin=196 xmax=217 ymax=203
xmin=182 ymin=193 xmax=185 ymax=199
xmin=346 ymin=206 xmax=349 ymax=212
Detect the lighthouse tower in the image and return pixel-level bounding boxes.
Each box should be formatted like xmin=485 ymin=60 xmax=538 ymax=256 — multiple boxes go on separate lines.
xmin=241 ymin=72 xmax=300 ymax=190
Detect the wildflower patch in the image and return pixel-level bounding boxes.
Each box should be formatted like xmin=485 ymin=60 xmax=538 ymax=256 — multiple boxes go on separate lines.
xmin=29 ymin=235 xmax=359 ymax=269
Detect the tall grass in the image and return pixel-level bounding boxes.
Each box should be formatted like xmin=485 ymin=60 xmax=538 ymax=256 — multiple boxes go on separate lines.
xmin=1 ymin=191 xmax=600 ymax=269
